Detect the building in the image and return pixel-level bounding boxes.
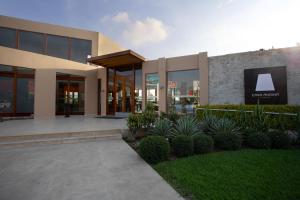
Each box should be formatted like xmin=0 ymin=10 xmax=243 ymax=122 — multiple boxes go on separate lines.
xmin=0 ymin=15 xmax=299 ymax=119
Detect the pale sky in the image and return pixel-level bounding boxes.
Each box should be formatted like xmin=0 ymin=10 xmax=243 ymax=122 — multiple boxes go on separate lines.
xmin=0 ymin=0 xmax=299 ymax=59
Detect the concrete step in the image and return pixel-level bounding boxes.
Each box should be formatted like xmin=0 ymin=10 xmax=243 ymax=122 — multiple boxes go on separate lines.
xmin=0 ymin=129 xmax=124 ymax=148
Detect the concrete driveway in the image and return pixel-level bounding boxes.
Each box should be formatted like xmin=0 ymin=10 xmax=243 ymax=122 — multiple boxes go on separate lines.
xmin=0 ymin=140 xmax=183 ymax=200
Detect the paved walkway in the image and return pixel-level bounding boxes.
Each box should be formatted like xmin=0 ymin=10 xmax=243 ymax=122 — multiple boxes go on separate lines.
xmin=0 ymin=140 xmax=183 ymax=200
xmin=0 ymin=116 xmax=127 ymax=136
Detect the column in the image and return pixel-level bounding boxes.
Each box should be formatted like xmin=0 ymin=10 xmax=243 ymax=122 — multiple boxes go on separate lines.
xmin=158 ymin=57 xmax=167 ymax=112
xmin=198 ymin=52 xmax=209 ymax=105
xmin=34 ymin=69 xmax=56 ymax=119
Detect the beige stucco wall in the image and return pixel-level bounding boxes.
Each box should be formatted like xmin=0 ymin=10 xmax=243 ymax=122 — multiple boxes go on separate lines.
xmin=0 ymin=46 xmax=96 ymax=71
xmin=142 ymin=52 xmax=209 ymax=112
xmin=0 ymin=47 xmax=99 ymax=119
xmin=34 ymin=69 xmax=56 ymax=119
xmin=98 ymin=33 xmax=125 ymax=56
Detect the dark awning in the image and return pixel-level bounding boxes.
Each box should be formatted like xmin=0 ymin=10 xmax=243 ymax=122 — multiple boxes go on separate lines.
xmin=87 ymin=50 xmax=145 ymax=67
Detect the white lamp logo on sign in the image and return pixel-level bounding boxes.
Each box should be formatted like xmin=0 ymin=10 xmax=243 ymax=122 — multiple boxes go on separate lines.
xmin=255 ymin=73 xmax=275 ymax=92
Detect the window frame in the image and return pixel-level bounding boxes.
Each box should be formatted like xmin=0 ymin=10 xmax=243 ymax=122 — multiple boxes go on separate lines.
xmin=0 ymin=65 xmax=35 ymax=116
xmin=0 ymin=26 xmax=92 ymax=63
xmin=18 ymin=29 xmax=46 ymax=54
xmin=167 ymin=69 xmax=200 ymax=114
xmin=0 ymin=26 xmax=18 ymax=48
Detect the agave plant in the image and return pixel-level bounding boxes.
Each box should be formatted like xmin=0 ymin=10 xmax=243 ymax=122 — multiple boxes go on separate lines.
xmin=208 ymin=118 xmax=240 ymax=136
xmin=169 ymin=115 xmax=201 ymax=138
xmin=149 ymin=118 xmax=173 ymax=137
xmin=200 ymin=109 xmax=219 ymax=133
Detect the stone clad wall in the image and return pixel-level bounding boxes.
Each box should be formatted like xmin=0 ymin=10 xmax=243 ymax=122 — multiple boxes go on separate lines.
xmin=208 ymin=46 xmax=300 ymax=105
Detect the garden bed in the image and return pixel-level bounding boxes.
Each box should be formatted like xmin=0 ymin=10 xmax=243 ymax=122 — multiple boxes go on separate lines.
xmin=124 ymin=103 xmax=300 ymax=199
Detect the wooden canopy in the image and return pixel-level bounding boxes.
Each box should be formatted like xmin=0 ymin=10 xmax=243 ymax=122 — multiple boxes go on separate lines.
xmin=87 ymin=50 xmax=145 ymax=67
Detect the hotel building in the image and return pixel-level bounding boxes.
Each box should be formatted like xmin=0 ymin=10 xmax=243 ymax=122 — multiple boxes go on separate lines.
xmin=0 ymin=15 xmax=299 ymax=119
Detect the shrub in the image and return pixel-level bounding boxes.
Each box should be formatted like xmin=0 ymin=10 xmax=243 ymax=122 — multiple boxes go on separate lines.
xmin=242 ymin=127 xmax=257 ymax=138
xmin=149 ymin=118 xmax=173 ymax=138
xmin=140 ymin=103 xmax=156 ymax=130
xmin=193 ymin=134 xmax=214 ymax=154
xmin=139 ymin=136 xmax=170 ymax=164
xmin=169 ymin=115 xmax=200 ymax=138
xmin=246 ymin=132 xmax=271 ymax=149
xmin=268 ymin=130 xmax=290 ymax=149
xmin=172 ymin=135 xmax=193 ymax=157
xmin=167 ymin=107 xmax=180 ymax=123
xmin=127 ymin=114 xmax=141 ymax=135
xmin=297 ymin=132 xmax=300 ymax=146
xmin=206 ymin=117 xmax=242 ymax=150
xmin=297 ymin=112 xmax=300 ymax=146
xmin=214 ymin=132 xmax=242 ymax=150
xmin=196 ymin=104 xmax=300 ymax=130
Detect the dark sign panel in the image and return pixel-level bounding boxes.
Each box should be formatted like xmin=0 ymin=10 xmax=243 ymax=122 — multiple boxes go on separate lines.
xmin=244 ymin=66 xmax=287 ymax=104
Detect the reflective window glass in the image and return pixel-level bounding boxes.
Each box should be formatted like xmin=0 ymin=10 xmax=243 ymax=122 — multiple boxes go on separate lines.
xmin=0 ymin=27 xmax=16 ymax=48
xmin=16 ymin=78 xmax=34 ymax=113
xmin=107 ymin=68 xmax=114 ymax=115
xmin=167 ymin=70 xmax=199 ymax=113
xmin=0 ymin=65 xmax=14 ymax=72
xmin=16 ymin=67 xmax=34 ymax=74
xmin=146 ymin=73 xmax=159 ymax=111
xmin=47 ymin=35 xmax=68 ymax=59
xmin=19 ymin=31 xmax=45 ymax=54
xmin=0 ymin=76 xmax=14 ymax=113
xmin=70 ymin=38 xmax=91 ymax=63
xmin=135 ymin=67 xmax=142 ymax=113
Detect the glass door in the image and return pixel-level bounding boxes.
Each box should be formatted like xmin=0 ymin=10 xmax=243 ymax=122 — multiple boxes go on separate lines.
xmin=56 ymin=74 xmax=85 ymax=115
xmin=115 ymin=76 xmax=133 ymax=112
xmin=115 ymin=66 xmax=134 ymax=113
xmin=106 ymin=65 xmax=141 ymax=115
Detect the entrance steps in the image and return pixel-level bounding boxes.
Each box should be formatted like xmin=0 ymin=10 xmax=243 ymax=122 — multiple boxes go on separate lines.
xmin=0 ymin=129 xmax=125 ymax=148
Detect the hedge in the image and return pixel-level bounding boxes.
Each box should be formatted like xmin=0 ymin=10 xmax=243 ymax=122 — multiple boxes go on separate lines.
xmin=196 ymin=105 xmax=300 ymax=130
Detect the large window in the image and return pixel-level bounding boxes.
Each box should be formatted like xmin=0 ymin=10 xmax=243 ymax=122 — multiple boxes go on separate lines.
xmin=135 ymin=67 xmax=142 ymax=113
xmin=107 ymin=68 xmax=115 ymax=115
xmin=0 ymin=66 xmax=35 ymax=116
xmin=0 ymin=76 xmax=14 ymax=113
xmin=19 ymin=31 xmax=45 ymax=54
xmin=0 ymin=27 xmax=16 ymax=48
xmin=70 ymin=38 xmax=91 ymax=63
xmin=146 ymin=73 xmax=159 ymax=111
xmin=16 ymin=78 xmax=34 ymax=113
xmin=0 ymin=27 xmax=92 ymax=64
xmin=167 ymin=70 xmax=199 ymax=113
xmin=46 ymin=35 xmax=69 ymax=59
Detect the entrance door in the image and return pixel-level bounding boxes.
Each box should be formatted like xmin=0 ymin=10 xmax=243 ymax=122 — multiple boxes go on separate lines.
xmin=107 ymin=66 xmax=135 ymax=115
xmin=66 ymin=82 xmax=81 ymax=114
xmin=56 ymin=75 xmax=84 ymax=115
xmin=115 ymin=75 xmax=133 ymax=113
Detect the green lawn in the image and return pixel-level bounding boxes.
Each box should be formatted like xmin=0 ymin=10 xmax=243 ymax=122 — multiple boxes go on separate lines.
xmin=154 ymin=149 xmax=300 ymax=200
